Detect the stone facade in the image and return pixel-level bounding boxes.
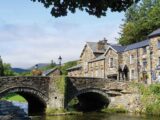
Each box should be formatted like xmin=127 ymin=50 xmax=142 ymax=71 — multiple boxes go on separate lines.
xmin=68 ymin=28 xmax=160 ymax=84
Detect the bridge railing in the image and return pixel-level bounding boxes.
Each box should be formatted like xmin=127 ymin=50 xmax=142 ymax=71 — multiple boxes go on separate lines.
xmin=0 ymin=76 xmax=50 ymax=97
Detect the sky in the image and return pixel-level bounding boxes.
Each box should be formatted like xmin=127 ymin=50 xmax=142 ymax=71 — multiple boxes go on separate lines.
xmin=0 ymin=0 xmax=124 ymax=68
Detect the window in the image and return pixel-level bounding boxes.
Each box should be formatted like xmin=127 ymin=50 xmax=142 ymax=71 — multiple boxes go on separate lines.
xmin=142 ymin=59 xmax=147 ymax=69
xmin=158 ymin=40 xmax=160 ymax=49
xmin=130 ymin=69 xmax=135 ymax=80
xmin=131 ymin=70 xmax=135 ymax=80
xmin=130 ymin=55 xmax=134 ymax=64
xmin=143 ymin=47 xmax=147 ymax=54
xmin=109 ymin=58 xmax=114 ymax=68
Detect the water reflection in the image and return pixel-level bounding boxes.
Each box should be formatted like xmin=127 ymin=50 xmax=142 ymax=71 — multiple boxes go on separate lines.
xmin=31 ymin=113 xmax=160 ymax=120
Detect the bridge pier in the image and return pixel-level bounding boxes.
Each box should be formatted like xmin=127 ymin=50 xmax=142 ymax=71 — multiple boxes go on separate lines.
xmin=46 ymin=76 xmax=65 ymax=111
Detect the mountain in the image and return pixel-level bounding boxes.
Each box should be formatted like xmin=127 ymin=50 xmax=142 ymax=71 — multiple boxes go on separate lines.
xmin=29 ymin=63 xmax=50 ymax=70
xmin=12 ymin=68 xmax=30 ymax=73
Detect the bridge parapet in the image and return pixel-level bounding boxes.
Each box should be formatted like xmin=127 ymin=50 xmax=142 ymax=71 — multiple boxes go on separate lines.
xmin=0 ymin=76 xmax=50 ymax=98
xmin=66 ymin=77 xmax=135 ymax=106
xmin=68 ymin=77 xmax=131 ymax=91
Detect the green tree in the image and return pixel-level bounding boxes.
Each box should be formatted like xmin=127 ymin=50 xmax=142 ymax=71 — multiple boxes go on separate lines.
xmin=119 ymin=0 xmax=160 ymax=45
xmin=60 ymin=60 xmax=77 ymax=75
xmin=3 ymin=63 xmax=15 ymax=76
xmin=0 ymin=56 xmax=4 ymax=76
xmin=31 ymin=0 xmax=139 ymax=18
xmin=50 ymin=60 xmax=56 ymax=68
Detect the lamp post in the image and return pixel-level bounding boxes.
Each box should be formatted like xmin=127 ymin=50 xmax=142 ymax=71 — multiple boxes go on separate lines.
xmin=58 ymin=56 xmax=62 ymax=66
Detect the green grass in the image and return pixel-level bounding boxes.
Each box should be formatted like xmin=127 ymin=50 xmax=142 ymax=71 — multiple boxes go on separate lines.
xmin=101 ymin=108 xmax=128 ymax=114
xmin=137 ymin=83 xmax=160 ymax=115
xmin=1 ymin=93 xmax=27 ymax=103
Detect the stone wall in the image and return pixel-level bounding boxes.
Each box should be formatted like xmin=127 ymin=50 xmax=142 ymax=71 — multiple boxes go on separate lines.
xmin=68 ymin=69 xmax=82 ymax=77
xmin=47 ymin=76 xmax=65 ymax=109
xmin=88 ymin=60 xmax=105 ymax=78
xmin=149 ymin=37 xmax=160 ymax=83
xmin=66 ymin=77 xmax=142 ymax=112
xmin=105 ymin=48 xmax=119 ymax=79
xmin=0 ymin=77 xmax=50 ymax=101
xmin=80 ymin=44 xmax=96 ymax=77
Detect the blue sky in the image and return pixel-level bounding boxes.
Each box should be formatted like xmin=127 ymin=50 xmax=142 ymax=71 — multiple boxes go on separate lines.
xmin=0 ymin=0 xmax=124 ymax=68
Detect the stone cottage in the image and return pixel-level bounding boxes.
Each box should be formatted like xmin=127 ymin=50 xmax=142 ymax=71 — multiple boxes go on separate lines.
xmin=67 ymin=28 xmax=160 ymax=84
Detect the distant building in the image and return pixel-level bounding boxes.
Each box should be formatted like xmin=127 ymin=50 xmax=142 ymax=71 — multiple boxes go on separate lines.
xmin=43 ymin=67 xmax=61 ymax=78
xmin=67 ymin=28 xmax=160 ymax=84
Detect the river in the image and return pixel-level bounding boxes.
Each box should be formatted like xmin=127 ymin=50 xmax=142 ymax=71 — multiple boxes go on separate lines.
xmin=10 ymin=102 xmax=160 ymax=120
xmin=30 ymin=113 xmax=160 ymax=120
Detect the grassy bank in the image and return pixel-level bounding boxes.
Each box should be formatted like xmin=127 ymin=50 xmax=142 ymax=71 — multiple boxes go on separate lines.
xmin=46 ymin=108 xmax=82 ymax=116
xmin=1 ymin=93 xmax=27 ymax=102
xmin=138 ymin=83 xmax=160 ymax=115
xmin=101 ymin=107 xmax=128 ymax=114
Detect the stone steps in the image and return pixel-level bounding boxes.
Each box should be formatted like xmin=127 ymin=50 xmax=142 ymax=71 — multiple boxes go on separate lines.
xmin=0 ymin=100 xmax=30 ymax=120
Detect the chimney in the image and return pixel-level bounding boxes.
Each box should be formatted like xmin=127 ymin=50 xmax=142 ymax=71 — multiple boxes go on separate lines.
xmin=97 ymin=38 xmax=108 ymax=50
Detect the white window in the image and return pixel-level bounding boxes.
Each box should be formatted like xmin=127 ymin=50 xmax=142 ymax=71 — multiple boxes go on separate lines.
xmin=109 ymin=58 xmax=114 ymax=68
xmin=130 ymin=55 xmax=134 ymax=64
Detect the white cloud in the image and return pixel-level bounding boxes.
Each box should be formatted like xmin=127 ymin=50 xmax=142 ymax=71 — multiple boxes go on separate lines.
xmin=0 ymin=16 xmax=123 ymax=68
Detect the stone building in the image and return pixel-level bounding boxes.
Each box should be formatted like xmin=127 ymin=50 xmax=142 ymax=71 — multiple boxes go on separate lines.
xmin=68 ymin=28 xmax=160 ymax=84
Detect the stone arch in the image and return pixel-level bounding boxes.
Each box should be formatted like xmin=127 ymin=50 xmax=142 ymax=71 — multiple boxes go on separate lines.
xmin=0 ymin=87 xmax=48 ymax=115
xmin=68 ymin=88 xmax=110 ymax=111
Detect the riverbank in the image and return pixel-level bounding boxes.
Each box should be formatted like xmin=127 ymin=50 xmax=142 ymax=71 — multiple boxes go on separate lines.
xmin=0 ymin=100 xmax=30 ymax=120
xmin=103 ymin=83 xmax=160 ymax=116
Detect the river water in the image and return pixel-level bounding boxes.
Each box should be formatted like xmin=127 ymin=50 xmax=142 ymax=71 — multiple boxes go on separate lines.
xmin=10 ymin=102 xmax=160 ymax=120
xmin=30 ymin=113 xmax=160 ymax=120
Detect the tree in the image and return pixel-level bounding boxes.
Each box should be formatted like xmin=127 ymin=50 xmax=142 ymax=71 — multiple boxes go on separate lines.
xmin=60 ymin=60 xmax=77 ymax=75
xmin=3 ymin=63 xmax=15 ymax=76
xmin=118 ymin=0 xmax=160 ymax=45
xmin=31 ymin=0 xmax=140 ymax=17
xmin=50 ymin=60 xmax=56 ymax=67
xmin=0 ymin=56 xmax=4 ymax=76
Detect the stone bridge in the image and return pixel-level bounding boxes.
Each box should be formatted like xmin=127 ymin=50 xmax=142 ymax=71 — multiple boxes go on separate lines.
xmin=66 ymin=77 xmax=137 ymax=111
xmin=0 ymin=76 xmax=137 ymax=114
xmin=0 ymin=76 xmax=50 ymax=115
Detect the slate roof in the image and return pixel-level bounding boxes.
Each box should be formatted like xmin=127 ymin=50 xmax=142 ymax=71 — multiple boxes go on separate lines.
xmin=67 ymin=64 xmax=82 ymax=71
xmin=110 ymin=45 xmax=126 ymax=53
xmin=124 ymin=39 xmax=149 ymax=51
xmin=105 ymin=39 xmax=149 ymax=53
xmin=148 ymin=28 xmax=160 ymax=38
xmin=89 ymin=55 xmax=105 ymax=62
xmin=42 ymin=67 xmax=58 ymax=76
